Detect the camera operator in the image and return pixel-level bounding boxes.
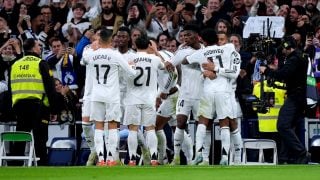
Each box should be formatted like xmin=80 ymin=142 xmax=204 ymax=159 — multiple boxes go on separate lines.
xmin=259 ymin=36 xmax=309 ymax=164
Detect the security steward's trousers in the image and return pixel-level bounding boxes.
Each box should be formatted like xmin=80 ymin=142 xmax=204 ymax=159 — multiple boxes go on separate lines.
xmin=277 ymin=94 xmax=307 ymax=164
xmin=11 ymin=99 xmax=49 ymax=166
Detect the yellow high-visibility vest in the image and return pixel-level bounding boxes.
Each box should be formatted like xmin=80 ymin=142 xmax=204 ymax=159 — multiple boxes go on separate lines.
xmin=253 ymin=81 xmax=286 ymax=132
xmin=10 ymin=55 xmax=49 ymax=107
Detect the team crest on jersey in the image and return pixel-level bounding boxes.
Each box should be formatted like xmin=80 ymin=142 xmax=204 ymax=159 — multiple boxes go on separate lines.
xmin=232 ymin=52 xmax=241 ymax=64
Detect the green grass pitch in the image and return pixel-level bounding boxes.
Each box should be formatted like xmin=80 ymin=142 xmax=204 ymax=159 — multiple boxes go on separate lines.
xmin=0 ymin=165 xmax=320 ymax=180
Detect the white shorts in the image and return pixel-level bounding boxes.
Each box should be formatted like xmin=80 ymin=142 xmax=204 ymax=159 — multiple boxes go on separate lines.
xmin=82 ymin=99 xmax=91 ymax=117
xmin=123 ymin=104 xmax=156 ymax=126
xmin=176 ymin=98 xmax=199 ymax=120
xmin=120 ymin=91 xmax=126 ymax=123
xmin=198 ymin=92 xmax=234 ymax=120
xmin=157 ymin=91 xmax=178 ymax=118
xmin=90 ymin=101 xmax=122 ymax=122
xmin=231 ymin=93 xmax=243 ymax=118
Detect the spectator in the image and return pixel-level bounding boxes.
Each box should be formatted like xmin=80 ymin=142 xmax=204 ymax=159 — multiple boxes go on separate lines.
xmin=19 ymin=0 xmax=40 ymax=19
xmin=50 ymin=0 xmax=69 ymax=25
xmin=130 ymin=26 xmax=145 ymax=51
xmin=172 ymin=2 xmax=197 ymax=38
xmin=40 ymin=5 xmax=62 ymax=39
xmin=166 ymin=37 xmax=179 ymax=53
xmin=215 ymin=18 xmax=232 ymax=35
xmin=46 ymin=37 xmax=78 ymax=90
xmin=202 ymin=0 xmax=230 ymax=29
xmin=66 ymin=0 xmax=101 ymax=22
xmin=0 ymin=16 xmax=10 ymax=45
xmin=61 ymin=3 xmax=91 ymax=39
xmin=244 ymin=0 xmax=255 ymax=14
xmin=54 ymin=78 xmax=78 ymax=124
xmin=285 ymin=5 xmax=308 ymax=38
xmin=156 ymin=32 xmax=169 ymax=50
xmin=0 ymin=0 xmax=19 ymax=35
xmin=0 ymin=38 xmax=22 ymax=122
xmin=124 ymin=2 xmax=146 ymax=31
xmin=114 ymin=0 xmax=129 ymax=18
xmin=145 ymin=1 xmax=176 ymax=39
xmin=91 ymin=0 xmax=123 ymax=35
xmin=276 ymin=4 xmax=290 ymax=18
xmin=184 ymin=0 xmax=204 ymax=23
xmin=305 ymin=0 xmax=320 ymax=27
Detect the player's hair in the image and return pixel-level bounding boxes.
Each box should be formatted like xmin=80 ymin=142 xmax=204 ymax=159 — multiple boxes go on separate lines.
xmin=200 ymin=28 xmax=218 ymax=45
xmin=99 ymin=28 xmax=113 ymax=43
xmin=135 ymin=34 xmax=150 ymax=50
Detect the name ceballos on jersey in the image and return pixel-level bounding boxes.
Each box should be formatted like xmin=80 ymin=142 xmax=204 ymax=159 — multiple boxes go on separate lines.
xmin=93 ymin=54 xmax=111 ymax=61
xmin=133 ymin=57 xmax=151 ymax=63
xmin=203 ymin=49 xmax=224 ymax=56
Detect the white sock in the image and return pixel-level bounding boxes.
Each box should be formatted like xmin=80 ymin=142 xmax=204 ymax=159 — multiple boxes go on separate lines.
xmin=156 ymin=130 xmax=167 ymax=162
xmin=146 ymin=130 xmax=158 ymax=160
xmin=82 ymin=122 xmax=95 ymax=152
xmin=137 ymin=130 xmax=147 ymax=150
xmin=94 ymin=129 xmax=104 ymax=161
xmin=173 ymin=127 xmax=184 ymax=157
xmin=231 ymin=128 xmax=242 ymax=163
xmin=195 ymin=124 xmax=206 ymax=156
xmin=128 ymin=130 xmax=138 ymax=161
xmin=182 ymin=131 xmax=193 ymax=162
xmin=202 ymin=130 xmax=211 ymax=162
xmin=107 ymin=129 xmax=119 ymax=161
xmin=103 ymin=123 xmax=109 ymax=153
xmin=220 ymin=127 xmax=230 ymax=159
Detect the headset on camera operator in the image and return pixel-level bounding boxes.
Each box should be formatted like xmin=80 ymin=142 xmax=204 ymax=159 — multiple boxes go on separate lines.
xmin=259 ymin=36 xmax=310 ymax=164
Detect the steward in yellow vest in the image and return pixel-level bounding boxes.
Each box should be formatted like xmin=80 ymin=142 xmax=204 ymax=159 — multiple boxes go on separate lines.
xmin=253 ymin=81 xmax=286 ymax=132
xmin=9 ymin=39 xmax=58 ymax=165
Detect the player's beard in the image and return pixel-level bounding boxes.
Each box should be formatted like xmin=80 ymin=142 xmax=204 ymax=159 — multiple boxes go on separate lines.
xmin=102 ymin=7 xmax=113 ymax=15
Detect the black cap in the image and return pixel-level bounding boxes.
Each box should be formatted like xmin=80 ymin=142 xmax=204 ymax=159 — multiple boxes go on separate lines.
xmin=281 ymin=36 xmax=297 ymax=49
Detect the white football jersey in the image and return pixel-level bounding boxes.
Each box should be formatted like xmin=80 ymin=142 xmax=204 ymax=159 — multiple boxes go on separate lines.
xmin=187 ymin=43 xmax=241 ymax=93
xmin=125 ymin=52 xmax=164 ymax=105
xmin=88 ymin=48 xmax=136 ymax=103
xmin=118 ymin=49 xmax=136 ymax=93
xmin=172 ymin=45 xmax=204 ymax=100
xmin=81 ymin=45 xmax=95 ymax=101
xmin=157 ymin=50 xmax=177 ymax=94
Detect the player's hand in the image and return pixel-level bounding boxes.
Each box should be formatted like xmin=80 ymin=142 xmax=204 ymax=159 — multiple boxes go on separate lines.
xmin=165 ymin=61 xmax=175 ymax=72
xmin=203 ymin=70 xmax=216 ymax=80
xmin=160 ymin=92 xmax=168 ymax=100
xmin=202 ymin=59 xmax=215 ymax=71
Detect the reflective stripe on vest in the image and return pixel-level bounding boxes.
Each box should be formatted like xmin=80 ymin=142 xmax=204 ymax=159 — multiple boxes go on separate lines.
xmin=253 ymin=81 xmax=286 ymax=132
xmin=10 ymin=55 xmax=49 ymax=106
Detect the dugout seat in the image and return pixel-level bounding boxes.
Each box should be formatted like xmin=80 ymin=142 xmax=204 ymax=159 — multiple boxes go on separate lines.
xmin=48 ymin=137 xmax=76 ymax=166
xmin=310 ymin=135 xmax=320 ymax=163
xmin=242 ymin=138 xmax=277 ymax=165
xmin=0 ymin=131 xmax=39 ymax=166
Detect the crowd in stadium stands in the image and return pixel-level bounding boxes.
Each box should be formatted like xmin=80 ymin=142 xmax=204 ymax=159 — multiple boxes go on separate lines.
xmin=0 ymin=0 xmax=319 ymax=166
